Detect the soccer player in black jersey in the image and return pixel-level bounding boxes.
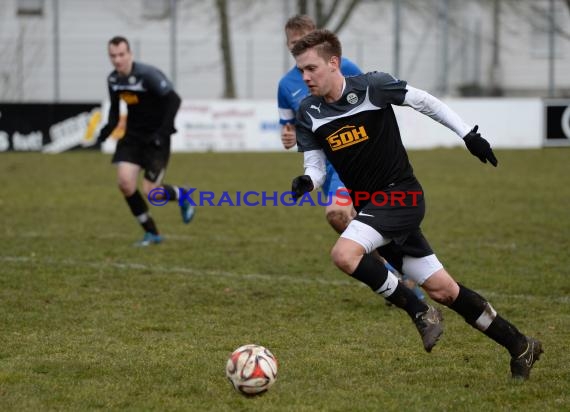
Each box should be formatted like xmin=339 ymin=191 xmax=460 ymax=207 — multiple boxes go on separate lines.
xmin=279 ymin=15 xmax=424 ymax=301
xmin=290 ymin=29 xmax=542 ymax=380
xmin=96 ymin=36 xmax=194 ymax=246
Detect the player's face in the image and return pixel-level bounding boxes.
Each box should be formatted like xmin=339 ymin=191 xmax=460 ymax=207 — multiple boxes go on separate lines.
xmin=295 ymin=49 xmax=339 ymax=100
xmin=286 ymin=29 xmax=311 ymax=52
xmin=108 ymin=42 xmax=133 ymax=76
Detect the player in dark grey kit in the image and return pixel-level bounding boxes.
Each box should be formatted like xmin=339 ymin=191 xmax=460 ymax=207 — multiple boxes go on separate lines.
xmin=96 ymin=36 xmax=194 ymax=246
xmin=290 ymin=29 xmax=542 ymax=380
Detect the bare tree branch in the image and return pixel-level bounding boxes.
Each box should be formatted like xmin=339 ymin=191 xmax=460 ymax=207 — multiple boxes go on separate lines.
xmin=298 ymin=0 xmax=308 ymax=15
xmin=317 ymin=0 xmax=342 ymax=28
xmin=503 ymin=0 xmax=570 ymax=40
xmin=294 ymin=0 xmax=361 ymax=33
xmin=215 ymin=0 xmax=236 ymax=98
xmin=332 ymin=0 xmax=363 ymax=34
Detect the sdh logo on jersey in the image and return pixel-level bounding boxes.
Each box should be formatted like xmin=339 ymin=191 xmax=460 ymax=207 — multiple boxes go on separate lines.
xmin=326 ymin=125 xmax=369 ymax=151
xmin=119 ymin=91 xmax=139 ymax=105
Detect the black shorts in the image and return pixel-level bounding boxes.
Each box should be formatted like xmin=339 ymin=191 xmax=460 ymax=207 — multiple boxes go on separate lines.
xmin=376 ymin=229 xmax=434 ymax=275
xmin=112 ymin=136 xmax=171 ymax=183
xmin=353 ymin=178 xmax=433 ymax=259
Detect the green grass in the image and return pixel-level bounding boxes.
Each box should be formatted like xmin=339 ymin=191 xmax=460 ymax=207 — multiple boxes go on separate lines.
xmin=1 ymin=148 xmax=569 ymax=411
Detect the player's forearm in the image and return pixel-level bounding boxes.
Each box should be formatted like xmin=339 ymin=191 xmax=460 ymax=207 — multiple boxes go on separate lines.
xmin=97 ymin=98 xmax=120 ymax=140
xmin=303 ymin=149 xmax=327 ymax=189
xmin=155 ymin=90 xmax=181 ymax=138
xmin=403 ymin=86 xmax=471 ymax=138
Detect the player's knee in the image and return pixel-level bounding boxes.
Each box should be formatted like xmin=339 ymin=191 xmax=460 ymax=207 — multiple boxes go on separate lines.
xmin=117 ymin=179 xmax=136 ymax=196
xmin=428 ymin=291 xmax=456 ymax=306
xmin=330 ymin=246 xmax=349 ymax=272
xmin=325 ymin=208 xmax=352 ymax=234
xmin=330 ymin=243 xmax=358 ymax=274
xmin=422 ymin=269 xmax=460 ymax=305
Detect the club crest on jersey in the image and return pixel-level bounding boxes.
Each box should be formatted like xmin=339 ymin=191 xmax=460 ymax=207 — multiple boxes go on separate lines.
xmin=326 ymin=125 xmax=369 ymax=151
xmin=347 ymin=93 xmax=358 ymax=104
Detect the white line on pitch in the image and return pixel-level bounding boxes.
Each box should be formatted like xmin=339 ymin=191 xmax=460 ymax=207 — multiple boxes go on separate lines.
xmin=1 ymin=255 xmax=568 ymax=305
xmin=0 ymin=255 xmax=353 ymax=286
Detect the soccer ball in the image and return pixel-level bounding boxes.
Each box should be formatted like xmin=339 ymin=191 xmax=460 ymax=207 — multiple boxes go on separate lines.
xmin=225 ymin=344 xmax=278 ymax=395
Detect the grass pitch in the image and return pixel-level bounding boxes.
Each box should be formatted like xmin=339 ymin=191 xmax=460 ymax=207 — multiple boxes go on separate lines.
xmin=1 ymin=148 xmax=569 ymax=411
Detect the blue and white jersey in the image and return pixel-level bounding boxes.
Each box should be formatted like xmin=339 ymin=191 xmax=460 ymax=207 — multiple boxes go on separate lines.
xmin=277 ymin=57 xmax=361 ymax=125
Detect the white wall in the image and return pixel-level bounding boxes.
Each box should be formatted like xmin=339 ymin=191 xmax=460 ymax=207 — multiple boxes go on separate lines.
xmin=394 ymin=98 xmax=543 ymax=149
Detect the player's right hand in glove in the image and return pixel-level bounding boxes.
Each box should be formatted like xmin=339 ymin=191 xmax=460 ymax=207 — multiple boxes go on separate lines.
xmin=291 ymin=175 xmax=314 ymax=201
xmin=463 ymin=125 xmax=498 ymax=167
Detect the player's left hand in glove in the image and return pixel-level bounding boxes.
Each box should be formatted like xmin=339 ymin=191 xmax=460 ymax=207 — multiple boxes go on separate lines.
xmin=291 ymin=175 xmax=314 ymax=201
xmin=150 ymin=133 xmax=164 ymax=147
xmin=94 ymin=133 xmax=107 ymax=148
xmin=463 ymin=125 xmax=498 ymax=167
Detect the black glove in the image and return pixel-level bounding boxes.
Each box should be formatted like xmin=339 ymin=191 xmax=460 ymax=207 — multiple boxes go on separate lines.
xmin=150 ymin=133 xmax=166 ymax=148
xmin=463 ymin=125 xmax=498 ymax=167
xmin=291 ymin=175 xmax=314 ymax=201
xmin=94 ymin=133 xmax=107 ymax=148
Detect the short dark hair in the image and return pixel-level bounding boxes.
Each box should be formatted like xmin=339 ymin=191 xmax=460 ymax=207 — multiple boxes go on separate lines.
xmin=285 ymin=14 xmax=316 ymax=32
xmin=108 ymin=36 xmax=130 ymax=51
xmin=291 ymin=29 xmax=342 ymax=61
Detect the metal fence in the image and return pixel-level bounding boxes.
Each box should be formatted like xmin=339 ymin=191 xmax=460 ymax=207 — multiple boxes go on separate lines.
xmin=0 ymin=0 xmax=569 ymax=102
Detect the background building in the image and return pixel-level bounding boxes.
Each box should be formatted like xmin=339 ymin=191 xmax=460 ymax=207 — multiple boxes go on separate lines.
xmin=1 ymin=0 xmax=569 ymax=103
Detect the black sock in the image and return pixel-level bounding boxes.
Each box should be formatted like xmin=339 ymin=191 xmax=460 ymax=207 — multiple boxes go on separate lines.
xmin=162 ymin=184 xmax=179 ymax=202
xmin=448 ymin=284 xmax=527 ymax=356
xmin=352 ymin=254 xmax=428 ymax=318
xmin=140 ymin=216 xmax=159 ymax=235
xmin=125 ymin=191 xmax=159 ymax=235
